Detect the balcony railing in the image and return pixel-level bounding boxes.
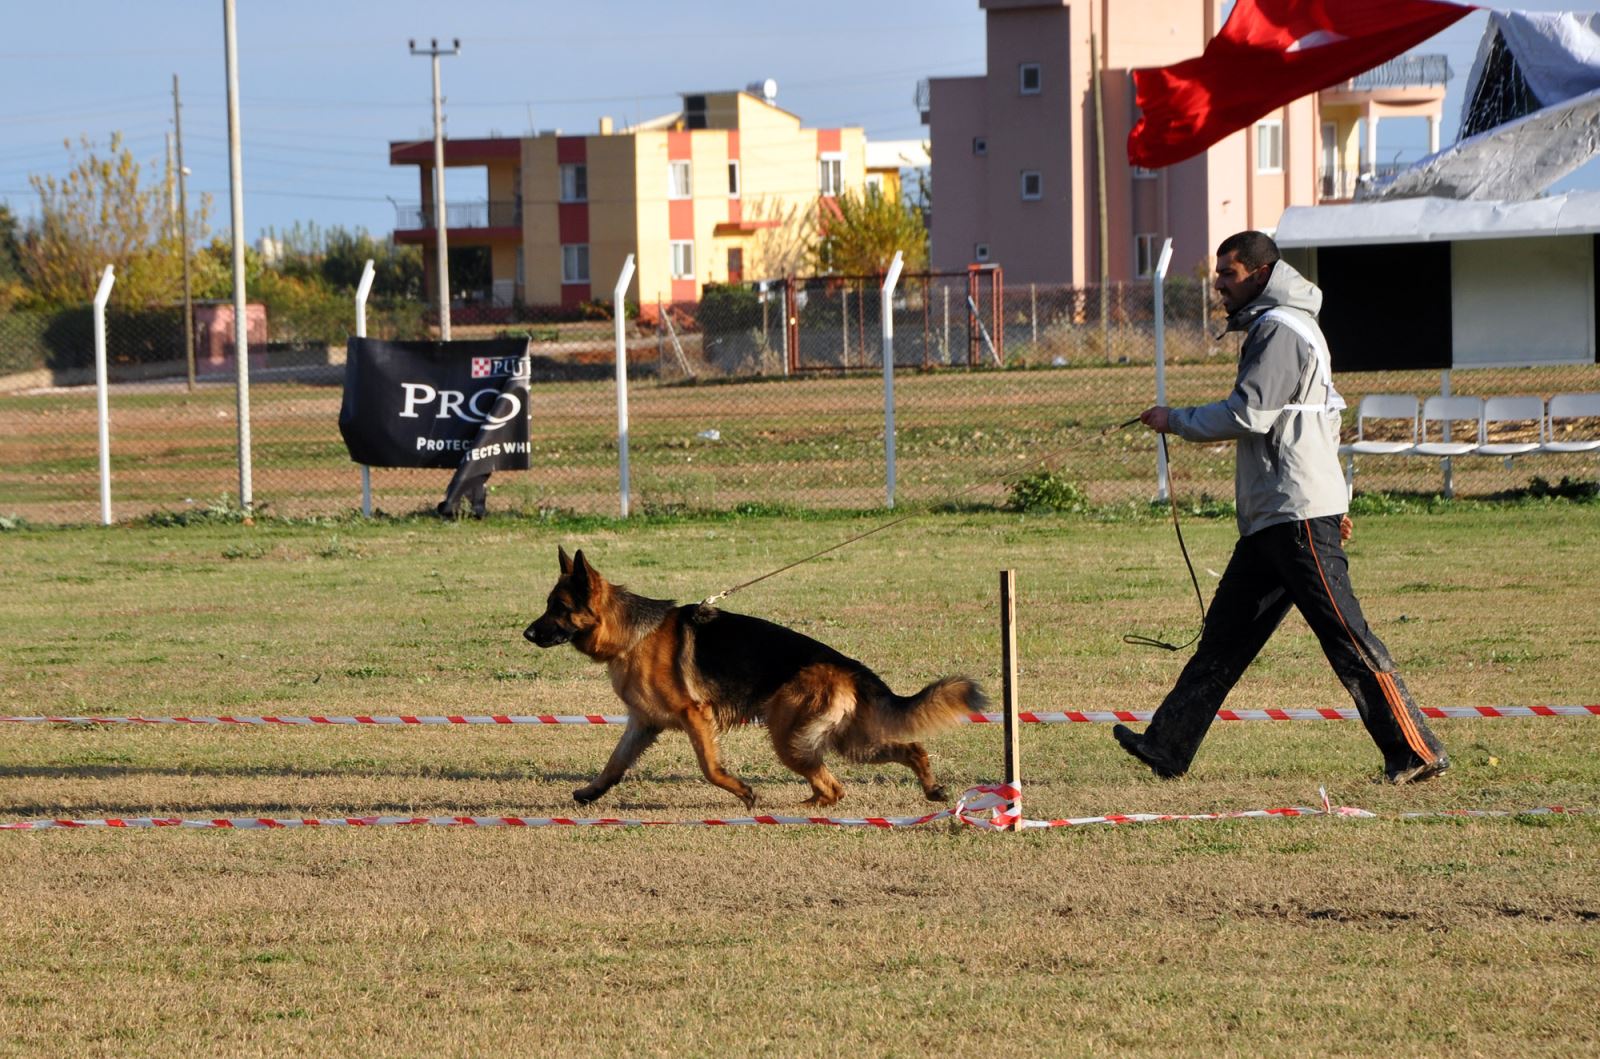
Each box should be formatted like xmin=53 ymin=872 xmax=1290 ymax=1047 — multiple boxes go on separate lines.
xmin=395 ymin=199 xmax=522 ymax=231
xmin=1321 ymin=161 xmax=1413 ymax=200
xmin=1320 ymin=168 xmax=1356 ymax=200
xmin=1348 ymin=54 xmax=1452 ymax=90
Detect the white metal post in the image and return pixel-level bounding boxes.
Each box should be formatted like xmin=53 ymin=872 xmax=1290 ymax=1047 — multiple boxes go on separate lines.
xmin=355 ymin=259 xmax=376 ymax=517
xmin=942 ymin=285 xmax=949 ymax=360
xmin=223 ymin=0 xmax=252 ymax=512
xmin=1152 ymin=238 xmax=1174 ymax=502
xmin=613 ymin=255 xmax=637 ymax=517
xmin=1440 ymin=368 xmax=1453 ymax=498
xmin=881 ymin=250 xmax=904 ymax=509
xmin=432 ymin=51 xmax=449 ymax=341
xmin=841 ymin=286 xmax=850 ymax=367
xmin=1030 ymin=282 xmax=1038 ymax=347
xmin=92 ymin=265 xmax=116 ymax=526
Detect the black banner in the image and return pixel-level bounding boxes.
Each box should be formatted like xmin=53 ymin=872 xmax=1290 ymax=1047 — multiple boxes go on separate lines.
xmin=339 ymin=337 xmax=532 ymax=513
xmin=339 ymin=337 xmax=532 ymax=467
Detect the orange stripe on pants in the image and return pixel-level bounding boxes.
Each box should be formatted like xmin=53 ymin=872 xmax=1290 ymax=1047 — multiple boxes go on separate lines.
xmin=1303 ymin=524 xmax=1435 ymax=763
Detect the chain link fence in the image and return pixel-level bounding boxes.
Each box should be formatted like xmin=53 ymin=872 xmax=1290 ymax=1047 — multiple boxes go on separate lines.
xmin=3 ymin=278 xmax=1597 ymax=524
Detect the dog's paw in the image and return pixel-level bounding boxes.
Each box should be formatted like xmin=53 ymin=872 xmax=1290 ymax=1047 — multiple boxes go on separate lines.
xmin=925 ymin=785 xmax=949 ymax=803
xmin=572 ymin=786 xmax=602 ymax=806
xmin=736 ymin=786 xmax=757 ymax=810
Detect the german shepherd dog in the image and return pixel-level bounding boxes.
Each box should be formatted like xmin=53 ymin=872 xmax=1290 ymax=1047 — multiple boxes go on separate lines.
xmin=524 ymin=548 xmax=987 ymax=809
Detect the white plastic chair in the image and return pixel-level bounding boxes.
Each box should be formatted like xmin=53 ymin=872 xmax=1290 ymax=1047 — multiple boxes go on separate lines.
xmin=1340 ymin=394 xmax=1420 ymax=456
xmin=1476 ymin=395 xmax=1545 ymax=461
xmin=1541 ymin=392 xmax=1600 ymax=453
xmin=1339 ymin=394 xmax=1419 ymax=497
xmin=1413 ymin=395 xmax=1483 ymax=457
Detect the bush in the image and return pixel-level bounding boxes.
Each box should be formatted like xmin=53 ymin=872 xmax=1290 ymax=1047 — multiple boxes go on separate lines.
xmin=698 ymin=284 xmax=761 ymax=332
xmin=251 ymin=271 xmax=349 ymax=344
xmin=1007 ymin=469 xmax=1089 ymax=512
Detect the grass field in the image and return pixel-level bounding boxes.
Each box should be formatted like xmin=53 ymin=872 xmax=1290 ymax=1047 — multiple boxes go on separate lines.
xmin=2 ymin=504 xmax=1597 ymax=1056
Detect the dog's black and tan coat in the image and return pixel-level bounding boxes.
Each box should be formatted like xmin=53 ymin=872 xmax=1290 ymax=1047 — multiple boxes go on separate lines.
xmin=526 ymin=548 xmax=985 ymax=808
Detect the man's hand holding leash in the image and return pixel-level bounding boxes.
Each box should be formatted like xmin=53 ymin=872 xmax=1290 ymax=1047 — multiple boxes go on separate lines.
xmin=1139 ymin=405 xmax=1171 ymax=434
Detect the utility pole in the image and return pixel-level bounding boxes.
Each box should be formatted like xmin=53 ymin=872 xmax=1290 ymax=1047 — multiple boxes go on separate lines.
xmin=1091 ymin=27 xmax=1110 ymax=365
xmin=223 ymin=0 xmax=252 ymax=510
xmin=410 ymin=37 xmax=459 ymax=341
xmin=173 ymin=73 xmax=196 ymax=392
xmin=165 ymin=133 xmax=176 ymax=229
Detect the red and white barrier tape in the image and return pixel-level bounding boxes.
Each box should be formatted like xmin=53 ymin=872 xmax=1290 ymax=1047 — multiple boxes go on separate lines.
xmin=2 ymin=785 xmax=1584 ymax=833
xmin=3 ymin=705 xmax=1596 ymax=727
xmin=0 ymin=784 xmax=1019 ymax=833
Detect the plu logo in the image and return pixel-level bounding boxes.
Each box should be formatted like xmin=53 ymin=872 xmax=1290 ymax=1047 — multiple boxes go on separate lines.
xmin=470 ymin=356 xmax=530 ymax=379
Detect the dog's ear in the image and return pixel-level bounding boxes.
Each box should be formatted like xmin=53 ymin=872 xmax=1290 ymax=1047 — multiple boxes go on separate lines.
xmin=571 ymin=549 xmax=603 ymax=591
xmin=558 ymin=546 xmax=573 ymax=575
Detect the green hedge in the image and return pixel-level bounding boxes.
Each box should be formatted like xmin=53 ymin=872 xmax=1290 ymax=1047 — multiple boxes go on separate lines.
xmin=0 ymin=306 xmax=187 ymax=377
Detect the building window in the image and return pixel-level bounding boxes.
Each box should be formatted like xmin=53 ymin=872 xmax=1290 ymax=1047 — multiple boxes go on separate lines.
xmin=1256 ymin=120 xmax=1283 ymax=173
xmin=1019 ymin=63 xmax=1042 ymax=95
xmin=561 ymin=244 xmax=589 ymax=284
xmin=669 ymin=160 xmax=692 ymax=199
xmin=974 ymin=243 xmax=990 ymax=263
xmin=670 ymin=240 xmax=695 ymax=280
xmin=727 ymin=160 xmax=740 ymax=198
xmin=1020 ymin=170 xmax=1042 ymax=200
xmin=1134 ymin=233 xmax=1159 ymax=278
xmin=973 ymin=136 xmax=988 ymax=156
xmin=1133 ymin=165 xmax=1157 ymax=180
xmin=818 ymin=152 xmax=844 ymax=196
xmin=559 ymin=163 xmax=587 ymax=203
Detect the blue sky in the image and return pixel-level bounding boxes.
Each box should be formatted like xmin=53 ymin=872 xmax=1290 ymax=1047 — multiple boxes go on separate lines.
xmin=1 ymin=1 xmax=1595 ymax=243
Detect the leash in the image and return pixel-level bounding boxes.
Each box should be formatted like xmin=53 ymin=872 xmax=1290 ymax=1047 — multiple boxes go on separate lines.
xmin=696 ymin=415 xmax=1146 ymax=613
xmin=696 ymin=510 xmax=920 ymax=611
xmin=1121 ymin=432 xmax=1206 ymax=652
xmin=696 ymin=416 xmax=1211 ymax=653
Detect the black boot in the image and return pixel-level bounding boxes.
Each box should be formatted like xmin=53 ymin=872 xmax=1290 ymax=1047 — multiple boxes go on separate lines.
xmin=1112 ymin=724 xmax=1185 ymax=779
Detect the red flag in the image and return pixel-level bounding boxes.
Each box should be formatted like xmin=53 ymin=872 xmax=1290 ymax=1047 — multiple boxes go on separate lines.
xmin=1128 ymin=0 xmax=1476 ymax=169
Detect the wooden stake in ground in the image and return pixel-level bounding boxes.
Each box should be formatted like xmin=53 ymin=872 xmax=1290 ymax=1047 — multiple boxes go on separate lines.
xmin=1000 ymin=568 xmax=1021 ymax=830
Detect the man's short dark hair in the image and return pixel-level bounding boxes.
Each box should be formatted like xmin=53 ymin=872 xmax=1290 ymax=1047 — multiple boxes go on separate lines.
xmin=1216 ymin=230 xmax=1280 ymax=271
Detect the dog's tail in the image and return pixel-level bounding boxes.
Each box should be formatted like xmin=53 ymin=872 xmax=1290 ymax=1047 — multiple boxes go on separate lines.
xmin=866 ymin=675 xmax=987 ymax=741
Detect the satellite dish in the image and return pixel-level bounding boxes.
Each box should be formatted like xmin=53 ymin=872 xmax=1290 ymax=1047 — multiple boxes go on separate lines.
xmin=762 ymin=78 xmax=778 ymax=103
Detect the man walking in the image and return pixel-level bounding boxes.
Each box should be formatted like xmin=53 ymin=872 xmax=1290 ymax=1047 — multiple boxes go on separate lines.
xmin=1114 ymin=230 xmax=1448 ymax=784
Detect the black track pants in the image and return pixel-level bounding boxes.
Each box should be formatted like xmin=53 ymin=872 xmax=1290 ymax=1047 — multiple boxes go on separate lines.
xmin=1143 ymin=515 xmax=1447 ymax=773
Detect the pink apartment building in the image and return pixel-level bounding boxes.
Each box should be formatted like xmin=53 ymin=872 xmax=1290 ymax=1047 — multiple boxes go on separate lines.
xmin=921 ymin=0 xmax=1450 ymax=284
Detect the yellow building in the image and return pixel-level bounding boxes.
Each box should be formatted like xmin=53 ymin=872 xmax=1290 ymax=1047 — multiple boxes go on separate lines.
xmin=390 ymin=89 xmax=866 ymax=310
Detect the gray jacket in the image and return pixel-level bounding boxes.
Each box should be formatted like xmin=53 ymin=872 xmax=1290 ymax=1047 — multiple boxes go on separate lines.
xmin=1169 ymin=260 xmax=1348 ymax=537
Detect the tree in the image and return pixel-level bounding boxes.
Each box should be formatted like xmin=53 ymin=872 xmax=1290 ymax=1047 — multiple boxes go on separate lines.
xmin=0 ymin=204 xmax=25 ymax=311
xmin=18 ymin=133 xmax=215 ymax=307
xmin=811 ymin=187 xmax=928 ymax=276
xmin=322 ymin=228 xmax=422 ymax=298
xmin=258 ymin=221 xmax=423 ymax=298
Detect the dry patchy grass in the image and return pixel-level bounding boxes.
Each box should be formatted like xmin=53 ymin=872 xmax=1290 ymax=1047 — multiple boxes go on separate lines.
xmin=1 ymin=508 xmax=1597 ymax=1056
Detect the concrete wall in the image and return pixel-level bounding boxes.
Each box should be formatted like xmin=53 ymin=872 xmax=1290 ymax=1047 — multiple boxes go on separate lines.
xmin=927 ymin=75 xmax=989 ymax=273
xmin=588 ymin=134 xmax=639 ymax=306
xmin=521 ymin=138 xmax=561 ymax=305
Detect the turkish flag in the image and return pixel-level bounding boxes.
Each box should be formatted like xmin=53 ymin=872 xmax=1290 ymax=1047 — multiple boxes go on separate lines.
xmin=1128 ymin=0 xmax=1476 ymax=169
